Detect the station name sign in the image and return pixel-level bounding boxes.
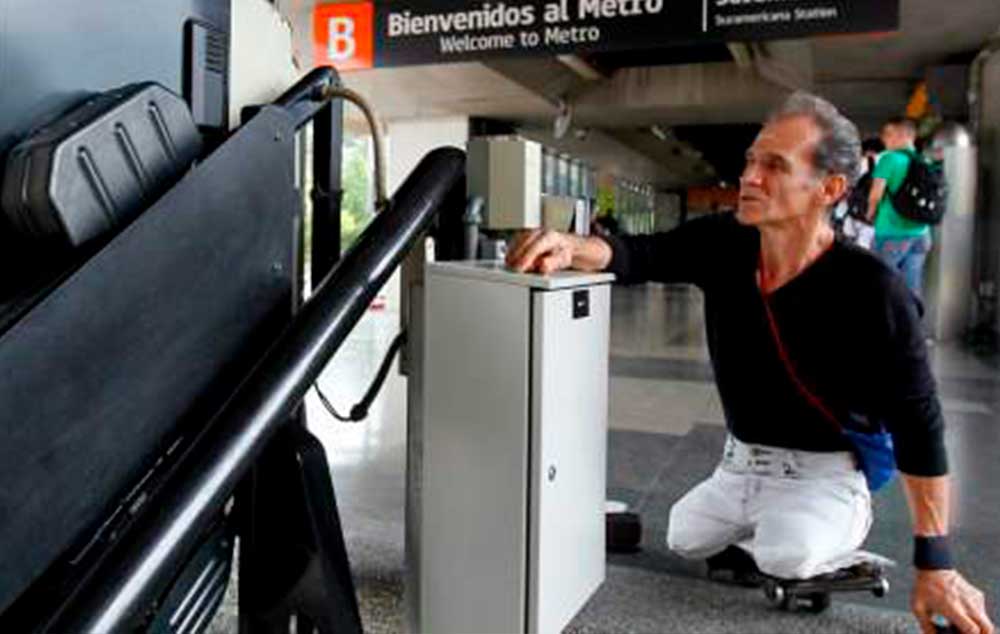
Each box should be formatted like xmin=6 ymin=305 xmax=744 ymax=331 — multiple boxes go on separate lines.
xmin=314 ymin=0 xmax=899 ymax=70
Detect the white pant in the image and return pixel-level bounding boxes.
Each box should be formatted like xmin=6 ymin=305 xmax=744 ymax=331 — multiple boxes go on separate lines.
xmin=667 ymin=435 xmax=873 ymax=579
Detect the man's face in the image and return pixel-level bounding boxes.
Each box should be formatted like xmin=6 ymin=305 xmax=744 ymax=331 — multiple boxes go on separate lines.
xmin=881 ymin=124 xmax=911 ymax=150
xmin=736 ymin=115 xmax=833 ymax=228
xmin=880 ymin=125 xmax=897 ymax=149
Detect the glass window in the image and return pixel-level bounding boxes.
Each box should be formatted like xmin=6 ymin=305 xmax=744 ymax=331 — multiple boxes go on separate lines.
xmin=543 ymin=148 xmax=556 ymax=194
xmin=557 ymin=155 xmax=569 ymax=196
xmin=569 ymin=161 xmax=581 ymax=197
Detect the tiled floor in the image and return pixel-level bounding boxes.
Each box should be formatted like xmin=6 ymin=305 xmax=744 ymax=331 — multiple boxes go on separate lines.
xmin=280 ymin=282 xmax=1000 ymax=632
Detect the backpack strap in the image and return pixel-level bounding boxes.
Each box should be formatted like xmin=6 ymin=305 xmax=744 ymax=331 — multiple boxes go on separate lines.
xmin=887 ymin=148 xmax=917 ymax=195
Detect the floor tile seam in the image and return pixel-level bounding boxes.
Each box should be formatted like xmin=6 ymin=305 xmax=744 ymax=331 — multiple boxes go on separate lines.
xmin=935 ymin=370 xmax=1000 ymax=389
xmin=630 ymin=430 xmax=699 ymax=513
xmin=609 ymin=372 xmax=716 ymax=387
xmin=609 ymin=374 xmax=718 ymax=389
xmin=609 ymin=352 xmax=712 ymax=362
xmin=939 ymin=399 xmax=995 ymax=411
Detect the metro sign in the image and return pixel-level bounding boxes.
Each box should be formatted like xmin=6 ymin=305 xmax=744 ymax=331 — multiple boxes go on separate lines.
xmin=314 ymin=2 xmax=374 ymax=71
xmin=313 ymin=1 xmax=899 ymax=71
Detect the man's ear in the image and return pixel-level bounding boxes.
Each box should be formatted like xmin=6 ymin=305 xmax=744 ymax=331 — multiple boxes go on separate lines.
xmin=821 ymin=173 xmax=849 ymax=206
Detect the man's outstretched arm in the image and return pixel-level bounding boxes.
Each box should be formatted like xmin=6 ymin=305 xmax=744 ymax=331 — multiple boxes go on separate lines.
xmin=900 ymin=474 xmax=994 ymax=634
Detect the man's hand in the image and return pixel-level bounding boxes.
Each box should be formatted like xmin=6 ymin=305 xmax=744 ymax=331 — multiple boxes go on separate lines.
xmin=506 ymin=229 xmax=575 ymax=274
xmin=506 ymin=229 xmax=612 ymax=274
xmin=912 ymin=569 xmax=994 ymax=634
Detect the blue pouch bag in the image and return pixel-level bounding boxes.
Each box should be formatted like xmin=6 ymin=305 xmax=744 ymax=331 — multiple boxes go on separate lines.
xmin=843 ymin=427 xmax=896 ymax=492
xmin=760 ymin=284 xmax=897 ymax=492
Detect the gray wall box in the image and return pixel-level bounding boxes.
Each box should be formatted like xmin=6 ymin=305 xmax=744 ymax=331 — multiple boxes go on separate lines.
xmin=420 ymin=262 xmax=612 ymax=634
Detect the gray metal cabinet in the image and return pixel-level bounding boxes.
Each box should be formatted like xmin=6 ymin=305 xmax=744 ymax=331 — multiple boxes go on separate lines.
xmin=420 ymin=262 xmax=611 ymax=634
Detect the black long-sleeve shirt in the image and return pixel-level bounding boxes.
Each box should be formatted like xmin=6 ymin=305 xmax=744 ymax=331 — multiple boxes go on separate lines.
xmin=603 ymin=213 xmax=948 ymax=477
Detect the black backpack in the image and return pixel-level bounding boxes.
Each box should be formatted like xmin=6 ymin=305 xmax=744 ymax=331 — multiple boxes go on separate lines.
xmin=845 ymin=171 xmax=874 ymax=220
xmin=890 ymin=150 xmax=947 ymax=225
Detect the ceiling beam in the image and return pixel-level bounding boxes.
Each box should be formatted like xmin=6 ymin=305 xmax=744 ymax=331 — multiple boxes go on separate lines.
xmin=752 ymin=40 xmax=816 ymax=92
xmin=570 ymin=62 xmax=788 ymax=127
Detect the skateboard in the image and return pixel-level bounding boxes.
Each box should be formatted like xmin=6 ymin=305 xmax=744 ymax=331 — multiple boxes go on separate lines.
xmin=762 ymin=561 xmax=890 ymax=613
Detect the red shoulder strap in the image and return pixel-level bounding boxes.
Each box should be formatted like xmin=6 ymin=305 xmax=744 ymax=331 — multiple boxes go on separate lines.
xmin=757 ymin=252 xmax=842 ymax=433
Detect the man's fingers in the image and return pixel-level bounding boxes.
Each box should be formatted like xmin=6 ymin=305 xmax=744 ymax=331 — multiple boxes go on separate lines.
xmin=514 ymin=231 xmax=562 ymax=273
xmin=976 ymin=617 xmax=996 ymax=634
xmin=953 ymin=580 xmax=993 ymax=634
xmin=967 ymin=594 xmax=995 ymax=634
xmin=972 ymin=611 xmax=996 ymax=634
xmin=913 ymin=603 xmax=936 ymax=634
xmin=506 ymin=229 xmax=542 ymax=268
xmin=913 ymin=573 xmax=994 ymax=634
xmin=537 ymin=249 xmax=567 ymax=275
xmin=508 ymin=230 xmax=550 ymax=272
xmin=537 ymin=255 xmax=557 ymax=275
xmin=935 ymin=600 xmax=981 ymax=634
xmin=950 ymin=610 xmax=982 ymax=634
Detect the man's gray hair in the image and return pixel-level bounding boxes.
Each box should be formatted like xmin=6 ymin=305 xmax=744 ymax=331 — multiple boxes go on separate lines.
xmin=768 ymin=92 xmax=862 ymax=186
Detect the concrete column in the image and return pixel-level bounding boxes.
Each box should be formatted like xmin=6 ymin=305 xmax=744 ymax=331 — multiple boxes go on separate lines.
xmin=979 ymin=52 xmax=1000 ymax=333
xmin=387 ymin=117 xmax=469 ymax=192
xmin=229 ymin=0 xmax=299 ymax=126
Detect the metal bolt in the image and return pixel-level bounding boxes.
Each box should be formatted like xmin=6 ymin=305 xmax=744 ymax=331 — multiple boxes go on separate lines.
xmin=548 ymin=465 xmax=557 ymax=482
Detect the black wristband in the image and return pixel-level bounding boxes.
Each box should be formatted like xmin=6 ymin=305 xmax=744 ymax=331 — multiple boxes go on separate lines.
xmin=914 ymin=535 xmax=954 ymax=570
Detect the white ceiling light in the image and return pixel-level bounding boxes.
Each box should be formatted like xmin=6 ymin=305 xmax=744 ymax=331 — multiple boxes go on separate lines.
xmin=555 ymin=54 xmax=606 ymax=81
xmin=650 ymin=125 xmax=669 ymax=141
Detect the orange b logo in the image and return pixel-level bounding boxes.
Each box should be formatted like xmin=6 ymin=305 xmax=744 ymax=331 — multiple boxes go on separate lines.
xmin=314 ymin=3 xmax=374 ymax=71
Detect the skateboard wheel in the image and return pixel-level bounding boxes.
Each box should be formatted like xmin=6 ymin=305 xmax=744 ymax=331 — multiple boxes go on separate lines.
xmin=873 ymin=577 xmax=890 ymax=598
xmin=806 ymin=593 xmax=831 ymax=613
xmin=764 ymin=580 xmax=786 ymax=607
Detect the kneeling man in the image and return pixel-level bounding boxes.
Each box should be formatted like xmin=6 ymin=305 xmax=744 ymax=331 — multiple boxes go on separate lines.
xmin=507 ymin=93 xmax=993 ymax=634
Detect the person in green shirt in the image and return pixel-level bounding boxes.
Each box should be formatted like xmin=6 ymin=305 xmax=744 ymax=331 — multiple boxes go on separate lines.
xmin=866 ymin=117 xmax=933 ymax=300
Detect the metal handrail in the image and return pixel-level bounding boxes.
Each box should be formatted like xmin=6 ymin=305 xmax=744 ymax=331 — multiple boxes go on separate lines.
xmin=49 ymin=146 xmax=466 ymax=633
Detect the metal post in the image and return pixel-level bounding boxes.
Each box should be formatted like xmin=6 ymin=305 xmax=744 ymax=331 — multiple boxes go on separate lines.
xmin=311 ymin=100 xmax=344 ymax=289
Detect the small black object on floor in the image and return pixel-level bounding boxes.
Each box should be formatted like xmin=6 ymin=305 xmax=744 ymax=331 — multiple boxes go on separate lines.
xmin=606 ymin=512 xmax=642 ymax=554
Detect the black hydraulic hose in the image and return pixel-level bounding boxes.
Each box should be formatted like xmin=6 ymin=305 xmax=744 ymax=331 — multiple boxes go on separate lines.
xmin=315 ymin=330 xmax=407 ymax=423
xmin=49 ymin=147 xmax=466 ymax=633
xmin=274 ymin=67 xmax=388 ymax=210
